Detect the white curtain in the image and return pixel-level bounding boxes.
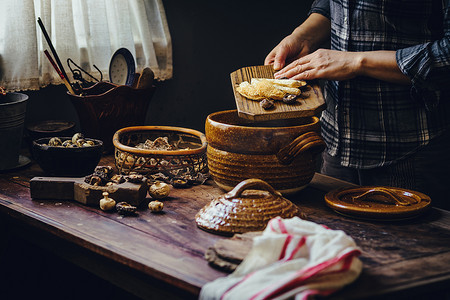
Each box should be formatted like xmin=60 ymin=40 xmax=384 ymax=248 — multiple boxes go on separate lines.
xmin=0 ymin=0 xmax=172 ymax=91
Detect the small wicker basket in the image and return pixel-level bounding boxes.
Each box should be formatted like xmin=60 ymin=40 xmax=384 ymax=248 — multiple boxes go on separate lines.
xmin=113 ymin=126 xmax=208 ymax=177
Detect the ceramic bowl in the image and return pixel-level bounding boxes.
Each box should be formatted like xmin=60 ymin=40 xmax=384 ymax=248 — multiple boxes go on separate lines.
xmin=26 ymin=120 xmax=76 ymax=157
xmin=32 ymin=137 xmax=103 ymax=177
xmin=205 ymin=110 xmax=325 ymax=194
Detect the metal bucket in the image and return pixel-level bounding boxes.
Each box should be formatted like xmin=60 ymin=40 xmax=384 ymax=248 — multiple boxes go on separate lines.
xmin=0 ymin=92 xmax=28 ymax=170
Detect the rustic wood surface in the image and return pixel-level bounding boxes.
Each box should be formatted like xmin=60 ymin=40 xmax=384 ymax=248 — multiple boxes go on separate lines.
xmin=0 ymin=155 xmax=449 ymax=299
xmin=230 ymin=65 xmax=326 ymax=121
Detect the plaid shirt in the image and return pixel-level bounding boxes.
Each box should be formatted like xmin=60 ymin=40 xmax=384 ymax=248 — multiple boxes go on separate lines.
xmin=310 ymin=0 xmax=450 ymax=168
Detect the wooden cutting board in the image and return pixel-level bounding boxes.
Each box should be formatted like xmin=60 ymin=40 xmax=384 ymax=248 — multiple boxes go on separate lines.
xmin=230 ymin=65 xmax=326 ymax=122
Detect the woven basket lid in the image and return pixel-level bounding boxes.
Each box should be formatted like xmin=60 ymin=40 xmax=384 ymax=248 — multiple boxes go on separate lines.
xmin=195 ymin=178 xmax=303 ymax=235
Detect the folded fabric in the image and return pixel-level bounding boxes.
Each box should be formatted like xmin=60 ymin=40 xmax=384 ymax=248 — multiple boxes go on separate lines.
xmin=200 ymin=217 xmax=362 ymax=300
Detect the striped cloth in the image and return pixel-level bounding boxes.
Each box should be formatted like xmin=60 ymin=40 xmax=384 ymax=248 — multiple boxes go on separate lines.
xmin=200 ymin=217 xmax=362 ymax=300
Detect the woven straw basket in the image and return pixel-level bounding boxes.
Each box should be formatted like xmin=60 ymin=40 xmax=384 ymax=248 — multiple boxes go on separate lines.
xmin=113 ymin=126 xmax=208 ymax=177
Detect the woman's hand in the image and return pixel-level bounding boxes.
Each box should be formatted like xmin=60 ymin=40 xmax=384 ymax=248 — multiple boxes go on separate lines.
xmin=274 ymin=49 xmax=362 ymax=81
xmin=274 ymin=49 xmax=411 ymax=84
xmin=264 ymin=35 xmax=312 ymax=71
xmin=264 ymin=13 xmax=331 ymax=71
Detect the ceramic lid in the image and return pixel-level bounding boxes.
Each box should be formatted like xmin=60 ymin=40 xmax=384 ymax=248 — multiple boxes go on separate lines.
xmin=195 ymin=178 xmax=304 ymax=235
xmin=325 ymin=186 xmax=432 ymax=221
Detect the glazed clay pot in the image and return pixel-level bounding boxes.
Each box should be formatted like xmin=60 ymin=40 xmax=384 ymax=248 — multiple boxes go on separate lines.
xmin=205 ymin=110 xmax=325 ymax=195
xmin=195 ymin=178 xmax=303 ymax=235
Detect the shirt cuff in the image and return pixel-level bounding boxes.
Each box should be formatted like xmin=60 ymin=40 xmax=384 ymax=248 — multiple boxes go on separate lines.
xmin=396 ymin=44 xmax=441 ymax=110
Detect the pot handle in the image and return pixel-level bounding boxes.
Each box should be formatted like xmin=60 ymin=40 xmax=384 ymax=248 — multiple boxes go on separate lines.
xmin=225 ymin=178 xmax=282 ymax=199
xmin=276 ymin=131 xmax=326 ymax=165
xmin=352 ymin=187 xmax=421 ymax=206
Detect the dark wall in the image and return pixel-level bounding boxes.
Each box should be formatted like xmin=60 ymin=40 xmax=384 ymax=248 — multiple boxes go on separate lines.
xmin=24 ymin=0 xmax=314 ymax=133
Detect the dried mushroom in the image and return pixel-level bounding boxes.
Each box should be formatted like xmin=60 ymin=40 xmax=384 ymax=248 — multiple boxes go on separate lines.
xmin=86 ymin=175 xmax=103 ymax=186
xmin=71 ymin=132 xmax=85 ymax=144
xmin=48 ymin=137 xmax=62 ymax=147
xmin=44 ymin=132 xmax=96 ymax=148
xmin=62 ymin=140 xmax=74 ymax=147
xmin=110 ymin=174 xmax=126 ymax=184
xmin=260 ymin=99 xmax=275 ymax=110
xmin=282 ymin=94 xmax=298 ymax=104
xmin=148 ymin=200 xmax=164 ymax=212
xmin=99 ymin=192 xmax=116 ymax=211
xmin=149 ymin=181 xmax=171 ymax=199
xmin=125 ymin=174 xmax=144 ymax=183
xmin=116 ymin=202 xmax=137 ymax=215
xmin=95 ymin=166 xmax=114 ymax=176
xmin=84 ymin=165 xmax=114 ymax=186
xmin=135 ymin=136 xmax=191 ymax=151
xmin=171 ymin=178 xmax=190 ymax=188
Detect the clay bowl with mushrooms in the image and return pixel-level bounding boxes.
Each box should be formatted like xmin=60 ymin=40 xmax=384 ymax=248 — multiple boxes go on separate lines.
xmin=32 ymin=135 xmax=103 ymax=177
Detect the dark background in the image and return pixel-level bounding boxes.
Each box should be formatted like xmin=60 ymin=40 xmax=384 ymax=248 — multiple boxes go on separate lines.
xmin=23 ymin=0 xmax=314 ymax=134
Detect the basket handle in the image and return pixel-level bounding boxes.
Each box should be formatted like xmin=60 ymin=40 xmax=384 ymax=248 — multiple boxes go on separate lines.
xmin=276 ymin=131 xmax=325 ymax=165
xmin=225 ymin=178 xmax=282 ymax=199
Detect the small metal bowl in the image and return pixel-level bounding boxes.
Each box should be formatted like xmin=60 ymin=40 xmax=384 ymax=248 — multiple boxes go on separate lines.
xmin=32 ymin=137 xmax=103 ymax=177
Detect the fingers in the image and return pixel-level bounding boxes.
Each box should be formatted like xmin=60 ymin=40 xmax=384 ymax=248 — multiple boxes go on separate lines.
xmin=273 ymin=51 xmax=287 ymax=71
xmin=274 ymin=57 xmax=312 ymax=79
xmin=264 ymin=52 xmax=275 ymax=66
xmin=265 ymin=46 xmax=289 ymax=71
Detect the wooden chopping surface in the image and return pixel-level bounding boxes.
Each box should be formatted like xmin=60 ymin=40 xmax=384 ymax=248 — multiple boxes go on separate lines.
xmin=230 ymin=65 xmax=325 ymax=122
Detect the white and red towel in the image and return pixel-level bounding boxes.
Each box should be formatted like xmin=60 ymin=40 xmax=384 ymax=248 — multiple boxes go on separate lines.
xmin=200 ymin=217 xmax=362 ymax=300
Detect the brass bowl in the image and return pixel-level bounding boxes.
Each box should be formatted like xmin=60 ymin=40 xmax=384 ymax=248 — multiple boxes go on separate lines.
xmin=205 ymin=110 xmax=325 ymax=194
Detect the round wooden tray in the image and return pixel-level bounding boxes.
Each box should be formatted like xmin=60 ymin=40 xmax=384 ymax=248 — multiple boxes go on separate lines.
xmin=325 ymin=186 xmax=432 ymax=221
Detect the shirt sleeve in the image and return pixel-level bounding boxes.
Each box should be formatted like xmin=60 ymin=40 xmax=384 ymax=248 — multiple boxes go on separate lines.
xmin=309 ymin=0 xmax=330 ymax=19
xmin=396 ymin=0 xmax=450 ymax=108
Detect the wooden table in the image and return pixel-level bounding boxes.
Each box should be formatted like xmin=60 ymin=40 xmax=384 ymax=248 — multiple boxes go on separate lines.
xmin=0 ymin=155 xmax=449 ymax=300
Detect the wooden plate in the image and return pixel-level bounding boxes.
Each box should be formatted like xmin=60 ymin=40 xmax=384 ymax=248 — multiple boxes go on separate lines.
xmin=324 ymin=186 xmax=432 ymax=221
xmin=230 ymin=65 xmax=325 ymax=122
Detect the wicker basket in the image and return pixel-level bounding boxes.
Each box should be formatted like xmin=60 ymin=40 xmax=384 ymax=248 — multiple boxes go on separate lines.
xmin=113 ymin=126 xmax=208 ymax=177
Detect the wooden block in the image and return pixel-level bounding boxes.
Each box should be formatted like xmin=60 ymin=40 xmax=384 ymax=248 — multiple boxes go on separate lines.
xmin=30 ymin=177 xmax=79 ymax=200
xmin=30 ymin=176 xmax=148 ymax=207
xmin=74 ymin=180 xmax=148 ymax=206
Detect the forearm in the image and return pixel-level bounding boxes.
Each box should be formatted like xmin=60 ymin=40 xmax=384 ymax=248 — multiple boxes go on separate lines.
xmin=356 ymin=51 xmax=411 ymax=84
